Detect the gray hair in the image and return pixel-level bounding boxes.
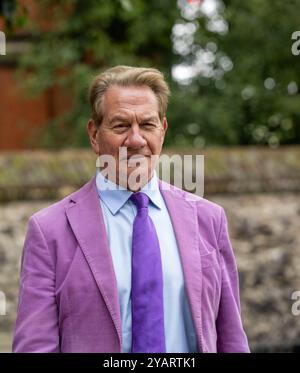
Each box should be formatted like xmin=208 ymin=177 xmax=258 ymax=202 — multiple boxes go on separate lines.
xmin=89 ymin=65 xmax=170 ymax=125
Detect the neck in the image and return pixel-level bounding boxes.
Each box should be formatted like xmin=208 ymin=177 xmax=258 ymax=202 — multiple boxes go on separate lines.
xmin=98 ymin=168 xmax=155 ymax=191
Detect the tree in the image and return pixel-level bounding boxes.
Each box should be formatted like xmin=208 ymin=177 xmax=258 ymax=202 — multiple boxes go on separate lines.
xmin=169 ymin=0 xmax=300 ymax=147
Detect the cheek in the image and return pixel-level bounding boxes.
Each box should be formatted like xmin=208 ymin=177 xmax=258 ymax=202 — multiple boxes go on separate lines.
xmin=148 ymin=133 xmax=164 ymax=151
xmin=98 ymin=134 xmax=123 ymax=155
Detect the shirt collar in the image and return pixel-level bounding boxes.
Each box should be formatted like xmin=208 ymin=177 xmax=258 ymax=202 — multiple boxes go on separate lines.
xmin=96 ymin=169 xmax=162 ymax=215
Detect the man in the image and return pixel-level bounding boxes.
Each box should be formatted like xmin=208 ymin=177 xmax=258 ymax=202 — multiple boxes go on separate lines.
xmin=13 ymin=66 xmax=249 ymax=353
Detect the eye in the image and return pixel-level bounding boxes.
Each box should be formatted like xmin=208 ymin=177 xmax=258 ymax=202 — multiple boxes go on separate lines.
xmin=114 ymin=124 xmax=129 ymax=130
xmin=141 ymin=123 xmax=155 ymax=128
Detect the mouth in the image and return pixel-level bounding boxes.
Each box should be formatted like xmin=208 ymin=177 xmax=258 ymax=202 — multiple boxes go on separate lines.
xmin=121 ymin=154 xmax=151 ymax=167
xmin=127 ymin=153 xmax=150 ymax=157
xmin=121 ymin=154 xmax=151 ymax=160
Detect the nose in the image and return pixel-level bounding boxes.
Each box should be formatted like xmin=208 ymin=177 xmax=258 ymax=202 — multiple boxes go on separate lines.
xmin=124 ymin=127 xmax=147 ymax=148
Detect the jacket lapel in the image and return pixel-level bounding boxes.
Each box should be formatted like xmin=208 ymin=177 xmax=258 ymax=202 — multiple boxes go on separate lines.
xmin=159 ymin=180 xmax=204 ymax=352
xmin=65 ymin=176 xmax=122 ymax=347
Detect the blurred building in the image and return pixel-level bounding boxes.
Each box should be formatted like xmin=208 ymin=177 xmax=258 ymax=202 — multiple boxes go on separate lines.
xmin=0 ymin=0 xmax=69 ymax=150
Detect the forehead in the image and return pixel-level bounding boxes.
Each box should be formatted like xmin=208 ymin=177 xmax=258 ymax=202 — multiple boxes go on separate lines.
xmin=102 ymin=85 xmax=159 ymax=119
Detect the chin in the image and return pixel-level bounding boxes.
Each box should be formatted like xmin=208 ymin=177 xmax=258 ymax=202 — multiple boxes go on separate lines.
xmin=125 ymin=167 xmax=153 ymax=190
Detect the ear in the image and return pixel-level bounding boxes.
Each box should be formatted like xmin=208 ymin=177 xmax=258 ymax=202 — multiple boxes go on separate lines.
xmin=160 ymin=117 xmax=168 ymax=144
xmin=162 ymin=117 xmax=168 ymax=133
xmin=87 ymin=119 xmax=100 ymax=154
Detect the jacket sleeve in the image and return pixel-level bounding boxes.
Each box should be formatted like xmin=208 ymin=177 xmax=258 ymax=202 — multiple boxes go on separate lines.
xmin=12 ymin=216 xmax=60 ymax=352
xmin=216 ymin=207 xmax=250 ymax=352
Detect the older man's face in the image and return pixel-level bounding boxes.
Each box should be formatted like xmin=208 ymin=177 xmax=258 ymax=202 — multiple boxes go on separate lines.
xmin=87 ymin=85 xmax=168 ymax=190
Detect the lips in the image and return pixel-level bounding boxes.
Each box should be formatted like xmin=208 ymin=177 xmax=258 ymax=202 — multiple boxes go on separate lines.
xmin=120 ymin=154 xmax=151 ymax=161
xmin=127 ymin=154 xmax=150 ymax=158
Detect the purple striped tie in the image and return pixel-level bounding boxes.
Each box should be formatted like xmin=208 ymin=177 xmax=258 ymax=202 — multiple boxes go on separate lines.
xmin=130 ymin=192 xmax=166 ymax=353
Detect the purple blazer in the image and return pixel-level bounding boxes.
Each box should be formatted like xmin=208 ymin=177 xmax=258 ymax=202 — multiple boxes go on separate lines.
xmin=12 ymin=176 xmax=249 ymax=353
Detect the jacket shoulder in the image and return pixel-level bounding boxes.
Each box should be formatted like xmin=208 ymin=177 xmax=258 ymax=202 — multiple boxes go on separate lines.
xmin=31 ymin=176 xmax=96 ymax=225
xmin=159 ymin=179 xmax=223 ymax=217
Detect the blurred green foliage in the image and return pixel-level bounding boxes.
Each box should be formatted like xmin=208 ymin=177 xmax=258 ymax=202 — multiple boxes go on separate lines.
xmin=2 ymin=0 xmax=300 ymax=148
xmin=168 ymin=0 xmax=300 ymax=147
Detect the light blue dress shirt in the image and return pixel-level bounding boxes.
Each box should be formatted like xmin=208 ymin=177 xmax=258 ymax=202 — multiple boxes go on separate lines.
xmin=96 ymin=170 xmax=197 ymax=353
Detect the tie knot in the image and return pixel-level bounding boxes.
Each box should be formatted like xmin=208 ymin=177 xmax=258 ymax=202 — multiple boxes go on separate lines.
xmin=130 ymin=192 xmax=149 ymax=210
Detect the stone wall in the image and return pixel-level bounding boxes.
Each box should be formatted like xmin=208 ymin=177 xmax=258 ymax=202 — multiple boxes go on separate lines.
xmin=1 ymin=147 xmax=300 ymax=201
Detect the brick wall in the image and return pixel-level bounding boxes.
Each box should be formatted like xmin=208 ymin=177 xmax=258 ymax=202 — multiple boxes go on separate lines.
xmin=0 ymin=0 xmax=71 ymax=150
xmin=0 ymin=66 xmax=50 ymax=150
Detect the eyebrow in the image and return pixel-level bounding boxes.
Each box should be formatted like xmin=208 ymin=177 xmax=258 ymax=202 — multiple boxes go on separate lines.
xmin=140 ymin=116 xmax=159 ymax=123
xmin=109 ymin=116 xmax=130 ymax=125
xmin=109 ymin=115 xmax=159 ymax=125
